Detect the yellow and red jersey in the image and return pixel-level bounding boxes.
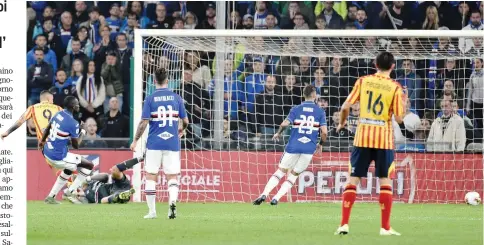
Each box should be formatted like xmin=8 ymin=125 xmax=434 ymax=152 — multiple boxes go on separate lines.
xmin=345 ymin=73 xmax=404 ymax=149
xmin=24 ymin=102 xmax=62 ymax=141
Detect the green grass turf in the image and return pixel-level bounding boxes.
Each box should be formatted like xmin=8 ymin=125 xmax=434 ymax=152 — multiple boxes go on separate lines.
xmin=27 ymin=201 xmax=482 ymax=245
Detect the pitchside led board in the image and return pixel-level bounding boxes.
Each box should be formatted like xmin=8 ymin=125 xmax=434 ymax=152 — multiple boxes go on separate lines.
xmin=0 ymin=0 xmax=481 ymax=244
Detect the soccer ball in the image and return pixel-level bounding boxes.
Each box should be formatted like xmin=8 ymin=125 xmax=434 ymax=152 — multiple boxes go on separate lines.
xmin=465 ymin=192 xmax=481 ymax=206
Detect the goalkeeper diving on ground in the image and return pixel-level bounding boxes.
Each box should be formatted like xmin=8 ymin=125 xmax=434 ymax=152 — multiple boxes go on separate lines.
xmin=75 ymin=156 xmax=143 ymax=204
xmin=253 ymin=84 xmax=327 ymax=205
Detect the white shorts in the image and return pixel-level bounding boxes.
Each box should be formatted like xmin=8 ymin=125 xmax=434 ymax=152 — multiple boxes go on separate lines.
xmin=44 ymin=152 xmax=81 ymax=171
xmin=144 ymin=150 xmax=181 ymax=175
xmin=278 ymin=152 xmax=313 ymax=174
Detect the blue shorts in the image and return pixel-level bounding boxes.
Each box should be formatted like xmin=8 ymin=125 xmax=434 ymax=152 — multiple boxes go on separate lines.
xmin=349 ymin=147 xmax=395 ymax=178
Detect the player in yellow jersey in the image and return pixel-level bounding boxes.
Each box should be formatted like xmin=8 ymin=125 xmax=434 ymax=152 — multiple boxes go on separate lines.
xmin=1 ymin=90 xmax=62 ymax=176
xmin=1 ymin=90 xmax=61 ymax=141
xmin=334 ymin=52 xmax=406 ymax=236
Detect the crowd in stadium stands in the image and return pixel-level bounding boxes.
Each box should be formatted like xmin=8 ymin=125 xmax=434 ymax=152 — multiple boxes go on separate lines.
xmin=26 ymin=1 xmax=483 ymax=152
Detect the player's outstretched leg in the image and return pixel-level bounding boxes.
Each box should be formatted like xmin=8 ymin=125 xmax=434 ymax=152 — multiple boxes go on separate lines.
xmin=64 ymin=159 xmax=94 ymax=204
xmin=109 ymin=188 xmax=136 ymax=204
xmin=335 ymin=178 xmax=358 ymax=235
xmin=253 ymin=168 xmax=286 ymax=205
xmin=271 ymin=170 xmax=299 ymax=204
xmin=379 ymin=179 xmax=400 ymax=236
xmin=166 ymin=174 xmax=179 ymax=219
xmin=45 ymin=169 xmax=72 ymax=204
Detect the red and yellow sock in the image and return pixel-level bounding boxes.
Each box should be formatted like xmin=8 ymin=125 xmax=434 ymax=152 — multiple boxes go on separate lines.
xmin=340 ymin=184 xmax=357 ymax=226
xmin=379 ymin=184 xmax=393 ymax=230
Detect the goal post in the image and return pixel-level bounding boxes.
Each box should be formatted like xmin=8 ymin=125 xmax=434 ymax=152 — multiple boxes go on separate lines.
xmin=132 ymin=29 xmax=483 ymax=203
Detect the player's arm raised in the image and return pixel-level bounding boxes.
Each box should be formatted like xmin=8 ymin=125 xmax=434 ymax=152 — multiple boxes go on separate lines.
xmin=1 ymin=106 xmax=33 ymax=140
xmin=338 ymin=79 xmax=362 ymax=132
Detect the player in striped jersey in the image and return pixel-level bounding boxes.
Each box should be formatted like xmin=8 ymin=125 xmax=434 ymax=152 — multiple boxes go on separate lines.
xmin=1 ymin=91 xmax=64 ymax=177
xmin=253 ymin=85 xmax=327 ymax=205
xmin=334 ymin=52 xmax=406 ymax=236
xmin=1 ymin=90 xmax=61 ymax=142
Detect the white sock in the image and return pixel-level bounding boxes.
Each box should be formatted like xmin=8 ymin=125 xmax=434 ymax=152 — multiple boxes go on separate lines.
xmin=262 ymin=169 xmax=285 ymax=197
xmin=68 ymin=168 xmax=91 ymax=193
xmin=145 ymin=180 xmax=157 ymax=214
xmin=273 ymin=173 xmax=298 ymax=201
xmin=48 ymin=172 xmax=71 ymax=197
xmin=167 ymin=179 xmax=179 ymax=205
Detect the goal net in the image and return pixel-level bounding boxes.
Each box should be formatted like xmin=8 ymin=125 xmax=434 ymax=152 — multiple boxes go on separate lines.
xmin=132 ymin=29 xmax=483 ymax=204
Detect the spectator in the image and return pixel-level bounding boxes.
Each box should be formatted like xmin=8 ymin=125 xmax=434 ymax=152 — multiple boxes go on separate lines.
xmin=281 ymin=75 xmax=302 ymax=117
xmin=173 ymin=17 xmax=184 ymax=29
xmin=328 ymin=111 xmax=353 ymax=139
xmin=73 ymin=1 xmax=89 ymax=27
xmin=463 ymin=37 xmax=484 ymax=56
xmin=105 ymin=3 xmax=122 ymax=39
xmin=229 ymin=11 xmax=243 ymax=29
xmin=397 ymin=59 xmax=422 ymax=111
xmin=438 ymin=80 xmax=464 ymax=109
xmin=314 ymin=15 xmax=327 ymax=30
xmin=293 ymin=12 xmax=309 ymax=30
xmin=379 ymin=1 xmax=410 ymax=29
xmin=61 ymin=37 xmax=89 ymax=76
xmin=457 ymin=1 xmax=471 ymax=30
xmin=418 ymin=1 xmax=458 ymax=30
xmin=427 ymin=99 xmax=466 ymax=152
xmin=182 ymin=69 xmax=211 ymax=149
xmin=27 ymin=34 xmax=58 ymax=72
xmin=50 ymin=69 xmax=75 ymax=107
xmin=101 ymin=51 xmax=124 ymax=114
xmin=466 ymin=58 xmax=484 ymax=134
xmin=99 ymin=97 xmax=129 ymax=138
xmin=347 ymin=102 xmax=359 ymax=133
xmin=58 ymin=11 xmax=77 ymax=50
xmin=80 ymin=117 xmax=108 ymax=148
xmin=345 ymin=4 xmax=357 ymax=24
xmin=124 ymin=1 xmax=149 ymax=29
xmin=67 ymin=26 xmax=94 ymax=59
xmin=354 ymin=8 xmax=367 ymax=29
xmin=255 ymin=75 xmax=284 ymax=135
xmin=148 ymin=3 xmax=173 ymax=29
xmin=79 ymin=6 xmax=101 ymax=45
xmin=320 ymin=1 xmax=344 ymax=29
xmin=114 ymin=33 xmax=132 ymax=113
xmin=208 ymin=59 xmax=242 ymax=120
xmin=329 ymin=56 xmax=351 ymax=102
xmin=422 ymin=5 xmax=439 ymax=30
xmin=76 ymin=61 xmax=106 ymax=121
xmin=184 ymin=11 xmax=198 ymax=29
xmin=437 ymin=59 xmax=466 ymax=98
xmin=312 ymin=67 xmax=339 ymax=107
xmin=280 ymin=1 xmax=299 ymax=29
xmin=242 ymin=57 xmax=267 ymax=114
xmin=185 ymin=51 xmax=211 ymax=90
xmin=68 ymin=59 xmax=84 ymax=89
xmin=32 ymin=17 xmax=64 ymax=59
xmin=459 ymin=10 xmax=483 ymax=52
xmin=243 ymin=14 xmax=254 ymax=29
xmin=27 ymin=47 xmax=54 ymax=105
xmin=393 ymin=99 xmax=422 ymax=142
xmin=296 ymin=56 xmax=312 ymax=85
xmin=121 ymin=13 xmax=138 ymax=49
xmin=93 ymin=25 xmax=116 ymax=72
xmin=119 ymin=5 xmax=127 ymax=20
xmin=427 ymin=32 xmax=456 ymax=110
xmin=197 ymin=3 xmax=216 ymax=29
xmin=265 ymin=12 xmax=280 ymax=29
xmin=253 ymin=1 xmax=270 ymax=29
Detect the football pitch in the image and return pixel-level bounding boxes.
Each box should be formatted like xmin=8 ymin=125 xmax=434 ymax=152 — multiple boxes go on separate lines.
xmin=28 ymin=201 xmax=482 ymax=245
